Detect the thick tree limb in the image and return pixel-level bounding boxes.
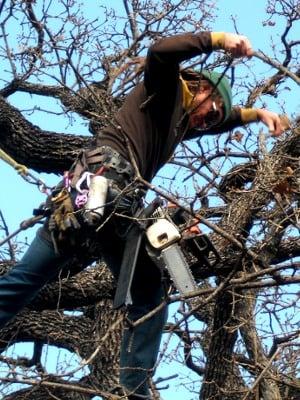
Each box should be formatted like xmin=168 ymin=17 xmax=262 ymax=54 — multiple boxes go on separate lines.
xmin=0 ymin=96 xmax=91 ymax=173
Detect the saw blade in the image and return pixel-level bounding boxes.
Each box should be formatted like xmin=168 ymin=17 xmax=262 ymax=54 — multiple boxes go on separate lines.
xmin=161 ymin=243 xmax=198 ymax=298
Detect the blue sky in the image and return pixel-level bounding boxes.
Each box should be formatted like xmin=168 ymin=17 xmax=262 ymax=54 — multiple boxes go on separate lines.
xmin=0 ymin=1 xmax=299 ymax=399
xmin=0 ymin=0 xmax=277 ymax=287
xmin=1 ymin=0 xmax=299 ymax=244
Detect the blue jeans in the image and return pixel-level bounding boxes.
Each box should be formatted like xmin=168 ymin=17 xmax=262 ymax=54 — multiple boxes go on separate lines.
xmin=102 ymin=240 xmax=168 ymax=397
xmin=0 ymin=230 xmax=167 ymax=397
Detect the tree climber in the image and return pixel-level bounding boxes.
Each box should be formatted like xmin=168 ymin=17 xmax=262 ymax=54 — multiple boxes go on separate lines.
xmin=0 ymin=31 xmax=284 ymax=399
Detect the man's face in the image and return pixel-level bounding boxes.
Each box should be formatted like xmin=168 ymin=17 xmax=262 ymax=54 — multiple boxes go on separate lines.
xmin=189 ymin=87 xmax=224 ymax=131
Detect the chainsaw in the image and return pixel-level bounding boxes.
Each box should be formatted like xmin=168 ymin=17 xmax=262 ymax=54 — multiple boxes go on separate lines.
xmin=145 ymin=204 xmax=220 ymax=300
xmin=113 ymin=198 xmax=220 ymax=309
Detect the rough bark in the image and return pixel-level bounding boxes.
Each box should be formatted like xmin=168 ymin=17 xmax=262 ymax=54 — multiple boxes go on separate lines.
xmin=200 ymin=128 xmax=300 ymax=399
xmin=0 ymin=96 xmax=92 ymax=173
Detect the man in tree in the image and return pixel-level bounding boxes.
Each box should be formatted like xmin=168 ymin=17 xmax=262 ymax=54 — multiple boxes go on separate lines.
xmin=0 ymin=31 xmax=284 ymax=399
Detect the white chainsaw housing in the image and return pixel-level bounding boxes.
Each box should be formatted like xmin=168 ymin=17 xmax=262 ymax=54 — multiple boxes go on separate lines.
xmin=146 ymin=218 xmax=181 ymax=249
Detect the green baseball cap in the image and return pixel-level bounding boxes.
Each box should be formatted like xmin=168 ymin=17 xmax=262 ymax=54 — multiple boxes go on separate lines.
xmin=200 ymin=70 xmax=232 ymax=123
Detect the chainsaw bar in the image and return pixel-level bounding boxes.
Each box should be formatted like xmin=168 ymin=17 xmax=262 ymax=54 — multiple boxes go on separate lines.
xmin=161 ymin=243 xmax=198 ymax=298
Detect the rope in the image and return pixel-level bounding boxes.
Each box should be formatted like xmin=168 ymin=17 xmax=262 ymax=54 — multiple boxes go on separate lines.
xmin=0 ymin=148 xmax=28 ymax=175
xmin=0 ymin=147 xmax=50 ymax=193
xmin=0 ymin=148 xmax=51 ymax=245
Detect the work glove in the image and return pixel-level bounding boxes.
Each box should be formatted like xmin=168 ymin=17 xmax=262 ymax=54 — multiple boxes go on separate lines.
xmin=51 ymin=188 xmax=81 ymax=233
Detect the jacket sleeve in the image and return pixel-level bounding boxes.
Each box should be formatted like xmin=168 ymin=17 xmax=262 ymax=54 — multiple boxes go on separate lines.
xmin=144 ymin=32 xmax=213 ymax=96
xmin=184 ymin=107 xmax=245 ymax=140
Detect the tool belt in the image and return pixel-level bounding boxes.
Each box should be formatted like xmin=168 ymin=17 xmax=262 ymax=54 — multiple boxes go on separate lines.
xmin=70 ymin=146 xmax=135 ymax=188
xmin=47 ymin=146 xmax=140 ymax=253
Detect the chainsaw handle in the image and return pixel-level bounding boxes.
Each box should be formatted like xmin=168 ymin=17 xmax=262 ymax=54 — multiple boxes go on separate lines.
xmin=142 ymin=197 xmax=164 ymax=218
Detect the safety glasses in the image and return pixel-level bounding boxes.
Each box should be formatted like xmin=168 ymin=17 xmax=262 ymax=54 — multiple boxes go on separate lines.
xmin=194 ymin=101 xmax=223 ymax=131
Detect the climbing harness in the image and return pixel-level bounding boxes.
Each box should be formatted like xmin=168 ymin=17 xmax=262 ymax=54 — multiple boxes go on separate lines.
xmin=45 ymin=146 xmax=139 ymax=253
xmin=0 ymin=145 xmax=139 ymax=252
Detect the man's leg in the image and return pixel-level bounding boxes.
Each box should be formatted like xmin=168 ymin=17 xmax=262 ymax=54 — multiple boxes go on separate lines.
xmin=0 ymin=231 xmax=66 ymax=329
xmin=119 ymin=245 xmax=168 ymax=398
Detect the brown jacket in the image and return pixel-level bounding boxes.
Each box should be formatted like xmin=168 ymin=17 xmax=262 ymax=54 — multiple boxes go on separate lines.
xmin=98 ymin=32 xmax=243 ymax=181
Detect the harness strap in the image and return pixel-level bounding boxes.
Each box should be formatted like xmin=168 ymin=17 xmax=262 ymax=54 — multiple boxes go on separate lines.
xmin=70 ymin=146 xmax=135 ymax=188
xmin=70 ymin=151 xmax=89 ymax=187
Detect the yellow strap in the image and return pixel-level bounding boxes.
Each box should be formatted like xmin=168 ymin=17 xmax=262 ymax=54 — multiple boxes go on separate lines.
xmin=0 ymin=147 xmax=28 ymax=176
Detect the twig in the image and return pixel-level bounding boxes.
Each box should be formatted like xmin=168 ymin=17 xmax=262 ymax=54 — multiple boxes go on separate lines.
xmin=0 ymin=210 xmax=15 ymax=260
xmin=253 ymin=50 xmax=300 ymax=85
xmin=241 ymin=348 xmax=280 ymax=400
xmin=0 ymin=376 xmax=122 ymax=399
xmin=130 ymin=274 xmax=300 ymax=328
xmin=0 ymin=215 xmax=44 ymax=247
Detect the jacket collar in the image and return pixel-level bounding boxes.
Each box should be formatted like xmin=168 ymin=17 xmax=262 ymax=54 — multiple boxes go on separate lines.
xmin=180 ymin=77 xmax=194 ymax=111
